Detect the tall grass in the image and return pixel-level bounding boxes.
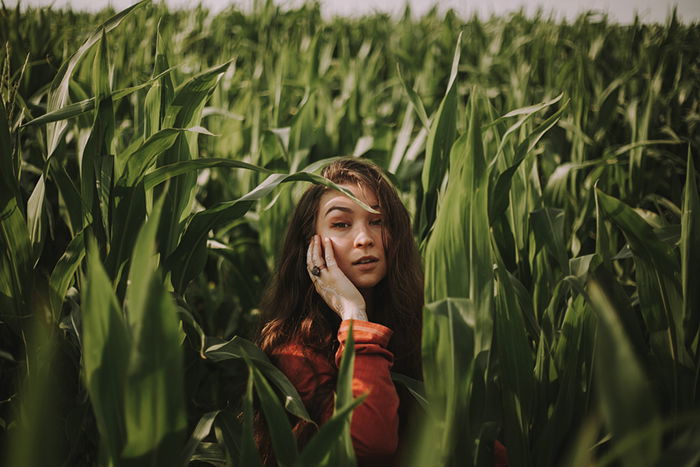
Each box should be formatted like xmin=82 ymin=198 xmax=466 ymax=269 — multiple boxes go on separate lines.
xmin=1 ymin=1 xmax=699 ymax=465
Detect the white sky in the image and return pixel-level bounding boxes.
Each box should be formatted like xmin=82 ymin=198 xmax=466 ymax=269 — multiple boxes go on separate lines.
xmin=10 ymin=0 xmax=700 ymax=24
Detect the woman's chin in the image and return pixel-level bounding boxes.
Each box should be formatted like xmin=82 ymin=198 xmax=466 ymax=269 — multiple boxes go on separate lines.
xmin=351 ymin=276 xmax=383 ymax=290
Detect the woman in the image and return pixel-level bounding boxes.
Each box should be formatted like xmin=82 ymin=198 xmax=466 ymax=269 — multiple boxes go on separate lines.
xmin=257 ymin=158 xmax=423 ymax=465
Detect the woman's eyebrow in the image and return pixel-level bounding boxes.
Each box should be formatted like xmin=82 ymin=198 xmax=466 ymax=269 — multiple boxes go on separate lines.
xmin=324 ymin=204 xmax=380 ymax=217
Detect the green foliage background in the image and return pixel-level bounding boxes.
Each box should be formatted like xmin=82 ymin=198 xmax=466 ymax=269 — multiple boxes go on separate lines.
xmin=1 ymin=0 xmax=699 ymax=465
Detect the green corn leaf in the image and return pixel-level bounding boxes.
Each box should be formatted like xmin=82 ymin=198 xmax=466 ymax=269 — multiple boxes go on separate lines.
xmin=95 ymin=153 xmax=114 ymax=245
xmin=22 ymin=67 xmax=176 ymax=128
xmin=680 ymin=147 xmax=699 ymax=350
xmin=419 ymin=92 xmax=495 ymax=464
xmin=595 ymin=182 xmax=616 ymax=260
xmin=418 ymin=32 xmax=461 ymax=239
xmin=569 ymin=254 xmax=600 ymax=281
xmin=288 ymin=92 xmax=317 ymax=170
xmin=188 ymin=443 xmax=227 ymax=465
xmin=598 ymin=412 xmax=700 ymax=467
xmin=44 ymin=0 xmax=147 ymax=160
xmin=26 ymin=174 xmax=45 ymax=265
xmin=177 ymin=305 xmax=208 ymax=358
xmin=48 ymin=159 xmax=83 ymax=236
xmin=143 ymin=157 xmax=273 ymax=191
xmin=487 ymin=94 xmax=565 ymax=179
xmin=530 ymin=208 xmax=569 ymax=274
xmin=121 ymin=196 xmax=186 ymax=465
xmin=211 ymin=409 xmax=243 ymax=466
xmin=205 ymin=336 xmax=312 ymax=422
xmin=161 ymin=56 xmax=234 ymax=147
xmin=589 ymin=264 xmax=648 ymax=364
xmin=180 ymin=411 xmax=220 ymax=466
xmin=607 ymin=139 xmax=682 ymax=160
xmin=118 ymin=128 xmax=181 ymax=186
xmin=388 ymin=103 xmax=417 ymax=173
xmin=536 ymin=293 xmax=595 ymax=467
xmin=487 ymin=93 xmax=564 ymax=128
xmin=586 ymin=278 xmax=661 ymax=467
xmin=494 ymin=255 xmax=536 ymax=463
xmin=0 ymin=102 xmax=32 ymax=317
xmin=106 ymin=181 xmax=146 ymax=282
xmin=420 ymin=298 xmax=476 ymax=464
xmin=424 ymin=93 xmax=492 ymax=351
xmin=81 ymin=239 xmax=129 ymax=462
xmin=488 ymin=100 xmax=568 ymax=223
xmin=329 ymin=320 xmax=357 ymax=466
xmin=508 ymin=268 xmax=540 ymax=339
xmin=396 ymin=64 xmax=430 ymax=129
xmin=80 ymin=29 xmax=115 ymax=244
xmin=48 ymin=228 xmax=86 ymax=320
xmin=157 ymin=59 xmax=233 ymax=258
xmin=0 ymin=101 xmax=20 ymax=187
xmin=251 ymin=365 xmax=299 ymax=467
xmin=144 ymin=21 xmax=175 ymax=138
xmin=207 ymin=238 xmax=269 ymax=312
xmin=6 ymin=306 xmax=61 ymax=467
xmin=423 ymin=118 xmax=467 ymax=298
xmin=23 ymin=98 xmax=95 ymax=128
xmin=563 ymin=416 xmax=602 ymax=467
xmin=296 ymin=395 xmax=367 ymax=467
xmin=596 ymin=188 xmax=689 ymax=367
xmin=391 ymin=372 xmax=428 ymax=410
xmin=240 ymin=369 xmax=263 ymax=467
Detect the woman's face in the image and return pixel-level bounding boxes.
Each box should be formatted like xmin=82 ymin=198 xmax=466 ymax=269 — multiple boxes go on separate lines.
xmin=314 ymin=183 xmax=387 ymax=290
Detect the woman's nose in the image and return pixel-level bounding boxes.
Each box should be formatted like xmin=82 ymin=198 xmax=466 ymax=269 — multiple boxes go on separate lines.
xmin=354 ymin=225 xmax=375 ymax=248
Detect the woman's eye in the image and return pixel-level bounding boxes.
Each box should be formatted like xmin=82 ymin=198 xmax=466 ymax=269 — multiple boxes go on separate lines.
xmin=331 ymin=222 xmax=350 ymax=228
xmin=370 ymin=219 xmax=383 ymax=226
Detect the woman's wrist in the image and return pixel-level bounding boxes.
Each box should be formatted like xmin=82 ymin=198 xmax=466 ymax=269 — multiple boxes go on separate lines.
xmin=336 ymin=299 xmax=369 ymax=321
xmin=343 ymin=311 xmax=368 ymax=321
xmin=340 ymin=303 xmax=368 ymax=321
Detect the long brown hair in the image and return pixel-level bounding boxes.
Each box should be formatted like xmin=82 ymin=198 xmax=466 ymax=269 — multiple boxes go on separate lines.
xmin=256 ymin=157 xmax=423 ymax=459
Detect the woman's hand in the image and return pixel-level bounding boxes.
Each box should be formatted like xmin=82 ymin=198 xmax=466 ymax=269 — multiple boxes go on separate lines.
xmin=307 ymin=235 xmax=368 ymax=322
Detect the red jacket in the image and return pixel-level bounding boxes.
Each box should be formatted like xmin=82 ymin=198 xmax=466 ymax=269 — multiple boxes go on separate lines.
xmin=272 ymin=319 xmax=508 ymax=466
xmin=272 ymin=320 xmax=399 ymax=461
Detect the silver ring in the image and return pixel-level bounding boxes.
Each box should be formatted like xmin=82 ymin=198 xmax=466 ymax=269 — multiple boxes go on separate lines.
xmin=311 ymin=266 xmax=321 ymax=277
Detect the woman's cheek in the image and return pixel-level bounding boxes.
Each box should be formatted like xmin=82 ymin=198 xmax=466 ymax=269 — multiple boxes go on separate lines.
xmin=332 ymin=239 xmax=352 ymax=267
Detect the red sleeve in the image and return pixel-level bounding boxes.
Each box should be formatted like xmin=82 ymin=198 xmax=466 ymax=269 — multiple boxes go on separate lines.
xmin=335 ymin=320 xmax=399 ymax=457
xmin=494 ymin=440 xmax=508 ymax=467
xmin=271 ymin=341 xmax=336 ymax=411
xmin=272 ymin=319 xmax=399 ymax=458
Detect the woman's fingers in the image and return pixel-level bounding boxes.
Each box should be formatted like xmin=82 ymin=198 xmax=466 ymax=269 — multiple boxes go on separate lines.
xmin=323 ymin=237 xmax=337 ymax=268
xmin=307 ymin=235 xmax=327 ymax=281
xmin=306 ymin=238 xmax=312 ymax=266
xmin=306 ymin=239 xmax=316 ymax=280
xmin=312 ymin=235 xmax=326 ymax=270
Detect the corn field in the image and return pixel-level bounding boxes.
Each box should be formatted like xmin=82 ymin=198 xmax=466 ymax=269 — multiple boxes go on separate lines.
xmin=1 ymin=0 xmax=699 ymax=465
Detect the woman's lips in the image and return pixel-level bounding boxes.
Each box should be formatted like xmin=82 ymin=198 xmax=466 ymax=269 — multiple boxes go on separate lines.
xmin=353 ymin=260 xmax=379 ymax=271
